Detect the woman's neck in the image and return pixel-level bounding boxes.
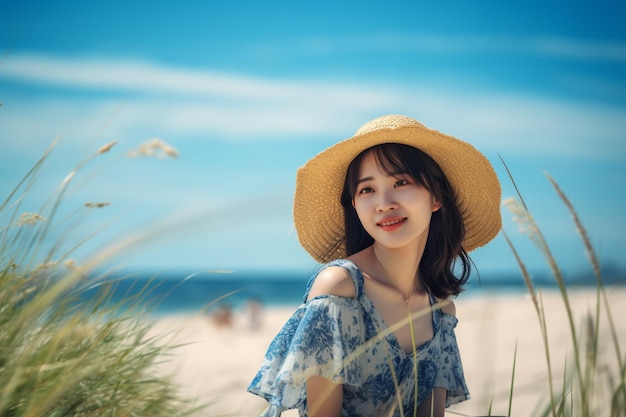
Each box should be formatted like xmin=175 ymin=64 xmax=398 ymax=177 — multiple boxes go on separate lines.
xmin=370 ymin=244 xmax=425 ymax=297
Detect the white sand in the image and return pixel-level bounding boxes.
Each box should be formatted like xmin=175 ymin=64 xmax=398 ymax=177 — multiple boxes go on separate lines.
xmin=147 ymin=286 xmax=626 ymax=417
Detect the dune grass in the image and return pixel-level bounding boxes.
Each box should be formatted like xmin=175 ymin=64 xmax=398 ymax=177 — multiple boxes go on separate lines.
xmin=501 ymin=162 xmax=625 ymax=417
xmin=3 ymin=134 xmax=623 ymax=417
xmin=0 ymin=139 xmax=203 ymax=417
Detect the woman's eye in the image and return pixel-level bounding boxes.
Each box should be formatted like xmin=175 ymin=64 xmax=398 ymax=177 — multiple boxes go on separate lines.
xmin=395 ymin=179 xmax=409 ymax=187
xmin=358 ymin=187 xmax=374 ymax=194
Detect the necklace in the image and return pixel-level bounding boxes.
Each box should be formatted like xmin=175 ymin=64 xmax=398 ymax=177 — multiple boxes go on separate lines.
xmin=401 ymin=293 xmax=411 ymax=307
xmin=367 ymin=272 xmax=413 ymax=304
xmin=371 ymin=253 xmax=418 ymax=307
xmin=374 ymin=275 xmax=414 ymax=309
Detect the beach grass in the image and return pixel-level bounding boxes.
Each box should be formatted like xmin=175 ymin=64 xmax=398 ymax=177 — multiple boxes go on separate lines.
xmin=0 ymin=139 xmax=203 ymax=417
xmin=501 ymin=162 xmax=625 ymax=417
xmin=3 ymin=134 xmax=624 ymax=417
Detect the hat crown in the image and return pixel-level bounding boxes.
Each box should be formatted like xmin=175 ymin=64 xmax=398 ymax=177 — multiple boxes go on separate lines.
xmin=354 ymin=114 xmax=425 ymax=136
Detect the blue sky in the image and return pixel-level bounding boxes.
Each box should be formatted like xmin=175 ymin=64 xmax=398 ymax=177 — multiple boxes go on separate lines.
xmin=1 ymin=0 xmax=625 ymax=279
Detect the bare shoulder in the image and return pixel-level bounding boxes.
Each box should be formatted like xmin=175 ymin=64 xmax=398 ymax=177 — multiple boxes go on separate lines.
xmin=306 ymin=266 xmax=356 ymax=301
xmin=437 ymin=297 xmax=456 ymax=316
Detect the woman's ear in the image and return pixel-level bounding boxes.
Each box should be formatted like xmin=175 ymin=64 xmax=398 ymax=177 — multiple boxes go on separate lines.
xmin=432 ymin=198 xmax=441 ymax=213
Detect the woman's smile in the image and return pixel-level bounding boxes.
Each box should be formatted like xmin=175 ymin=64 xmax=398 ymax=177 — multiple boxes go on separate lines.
xmin=377 ymin=216 xmax=407 ymax=231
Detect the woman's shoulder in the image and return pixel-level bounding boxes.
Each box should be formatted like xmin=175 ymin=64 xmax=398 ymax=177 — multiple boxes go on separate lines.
xmin=435 ymin=296 xmax=456 ymax=316
xmin=306 ymin=263 xmax=357 ymax=301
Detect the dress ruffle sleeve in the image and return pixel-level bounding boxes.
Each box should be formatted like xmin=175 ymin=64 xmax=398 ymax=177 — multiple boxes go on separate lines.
xmin=247 ymin=295 xmax=364 ymax=416
xmin=434 ymin=313 xmax=470 ymax=406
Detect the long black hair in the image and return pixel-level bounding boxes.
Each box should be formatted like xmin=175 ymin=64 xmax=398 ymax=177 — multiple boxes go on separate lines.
xmin=340 ymin=143 xmax=471 ymax=298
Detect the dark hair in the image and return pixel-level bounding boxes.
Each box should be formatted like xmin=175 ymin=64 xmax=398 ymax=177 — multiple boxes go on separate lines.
xmin=339 ymin=143 xmax=471 ymax=298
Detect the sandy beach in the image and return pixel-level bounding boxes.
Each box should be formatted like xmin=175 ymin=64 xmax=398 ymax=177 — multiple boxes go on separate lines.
xmin=147 ymin=286 xmax=626 ymax=417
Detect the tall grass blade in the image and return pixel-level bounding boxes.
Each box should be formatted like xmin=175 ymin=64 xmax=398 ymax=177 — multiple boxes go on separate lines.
xmin=498 ymin=155 xmax=529 ymax=211
xmin=501 ymin=161 xmax=587 ymax=414
xmin=545 ymin=172 xmax=626 ymax=411
xmin=507 ymin=341 xmax=517 ymax=417
xmin=502 ymin=229 xmax=556 ymax=417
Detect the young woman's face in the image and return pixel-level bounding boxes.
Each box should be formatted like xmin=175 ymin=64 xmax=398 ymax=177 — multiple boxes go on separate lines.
xmin=352 ymin=151 xmax=440 ymax=251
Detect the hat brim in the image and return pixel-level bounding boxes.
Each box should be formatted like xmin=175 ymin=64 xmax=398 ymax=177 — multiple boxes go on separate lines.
xmin=294 ymin=122 xmax=502 ymax=264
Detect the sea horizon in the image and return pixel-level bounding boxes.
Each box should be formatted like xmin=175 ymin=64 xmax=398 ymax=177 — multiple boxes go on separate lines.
xmin=78 ymin=265 xmax=625 ymax=316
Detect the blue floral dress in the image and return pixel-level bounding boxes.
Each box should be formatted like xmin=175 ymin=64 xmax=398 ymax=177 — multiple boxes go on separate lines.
xmin=248 ymin=259 xmax=469 ymax=417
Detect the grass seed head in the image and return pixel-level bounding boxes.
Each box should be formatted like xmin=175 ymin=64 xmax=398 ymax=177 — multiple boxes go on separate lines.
xmin=85 ymin=202 xmax=111 ymax=208
xmin=16 ymin=212 xmax=46 ymax=226
xmin=98 ymin=141 xmax=118 ymax=154
xmin=127 ymin=138 xmax=179 ymax=159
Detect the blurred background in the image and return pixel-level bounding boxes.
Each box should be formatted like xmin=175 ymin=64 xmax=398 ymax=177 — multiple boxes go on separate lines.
xmin=1 ymin=0 xmax=625 ymax=299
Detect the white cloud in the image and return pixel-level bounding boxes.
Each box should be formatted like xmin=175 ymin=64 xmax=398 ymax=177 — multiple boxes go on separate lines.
xmin=416 ymin=90 xmax=626 ymax=159
xmin=1 ymin=53 xmax=625 ymax=161
xmin=0 ymin=53 xmax=397 ymax=106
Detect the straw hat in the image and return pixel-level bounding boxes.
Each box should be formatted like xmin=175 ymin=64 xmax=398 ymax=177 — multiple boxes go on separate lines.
xmin=293 ymin=114 xmax=502 ymax=264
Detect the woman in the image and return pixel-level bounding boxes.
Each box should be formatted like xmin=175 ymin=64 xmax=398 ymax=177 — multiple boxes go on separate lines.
xmin=248 ymin=114 xmax=502 ymax=416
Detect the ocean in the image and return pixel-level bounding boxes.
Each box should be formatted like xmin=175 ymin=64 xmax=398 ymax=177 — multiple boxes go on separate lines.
xmin=76 ymin=267 xmax=620 ymax=317
xmin=78 ymin=269 xmax=314 ymax=316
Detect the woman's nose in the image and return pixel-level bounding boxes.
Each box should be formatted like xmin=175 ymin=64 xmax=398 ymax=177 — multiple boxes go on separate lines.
xmin=376 ymin=189 xmax=397 ymax=212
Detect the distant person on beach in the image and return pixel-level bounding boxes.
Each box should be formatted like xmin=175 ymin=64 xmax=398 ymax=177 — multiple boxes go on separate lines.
xmin=248 ymin=115 xmax=502 ymax=416
xmin=243 ymin=297 xmax=264 ymax=331
xmin=211 ymin=303 xmax=233 ymax=328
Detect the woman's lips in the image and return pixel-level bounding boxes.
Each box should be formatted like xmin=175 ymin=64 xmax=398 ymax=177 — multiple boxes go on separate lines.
xmin=377 ymin=217 xmax=406 ymax=231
